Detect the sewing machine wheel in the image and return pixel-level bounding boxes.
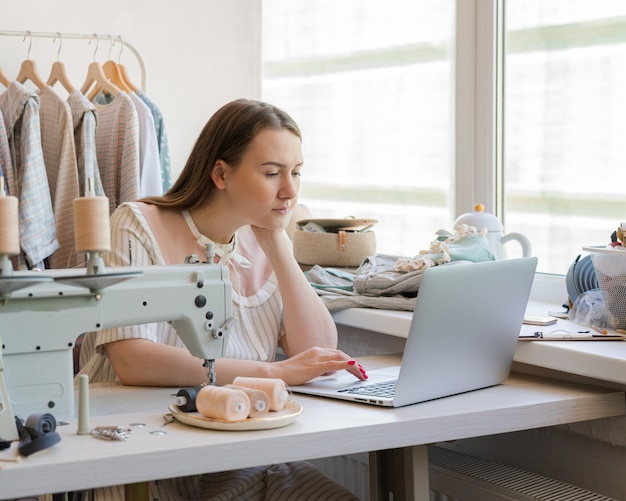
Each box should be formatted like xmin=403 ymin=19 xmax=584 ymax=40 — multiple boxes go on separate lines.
xmin=54 ymin=270 xmax=144 ymax=292
xmin=0 ymin=275 xmax=54 ymax=296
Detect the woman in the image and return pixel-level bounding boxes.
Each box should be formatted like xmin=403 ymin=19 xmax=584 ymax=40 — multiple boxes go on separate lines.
xmin=79 ymin=98 xmax=366 ymax=500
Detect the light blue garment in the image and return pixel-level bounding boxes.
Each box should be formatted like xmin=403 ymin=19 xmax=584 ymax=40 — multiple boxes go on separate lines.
xmin=421 ymin=234 xmax=495 ymax=264
xmin=0 ymin=81 xmax=59 ymax=269
xmin=136 ymin=89 xmax=172 ymax=192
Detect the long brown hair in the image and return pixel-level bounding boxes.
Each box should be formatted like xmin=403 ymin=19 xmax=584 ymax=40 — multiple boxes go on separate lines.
xmin=141 ymin=98 xmax=302 ymax=210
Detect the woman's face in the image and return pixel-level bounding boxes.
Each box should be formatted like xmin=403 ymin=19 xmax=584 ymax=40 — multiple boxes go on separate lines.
xmin=222 ymin=128 xmax=303 ymax=230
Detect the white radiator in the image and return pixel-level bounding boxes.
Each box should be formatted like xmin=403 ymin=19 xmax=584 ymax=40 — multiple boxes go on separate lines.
xmin=429 ymin=445 xmax=618 ymax=501
xmin=312 ymin=446 xmax=617 ymax=501
xmin=310 ymin=452 xmax=371 ymax=500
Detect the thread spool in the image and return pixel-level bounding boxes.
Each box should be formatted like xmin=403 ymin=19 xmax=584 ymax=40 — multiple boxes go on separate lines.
xmin=73 ymin=196 xmax=111 ymax=253
xmin=175 ymin=386 xmax=202 ymax=413
xmin=77 ymin=374 xmax=90 ymax=435
xmin=225 ymin=384 xmax=270 ymax=418
xmin=18 ymin=413 xmax=61 ymax=456
xmin=195 ymin=385 xmax=250 ymax=421
xmin=0 ymin=194 xmax=19 ymax=256
xmin=232 ymin=377 xmax=289 ymax=411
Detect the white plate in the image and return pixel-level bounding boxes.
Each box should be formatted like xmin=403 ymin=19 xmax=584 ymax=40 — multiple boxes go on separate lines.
xmin=582 ymin=245 xmax=626 ymax=255
xmin=168 ymin=400 xmax=303 ymax=431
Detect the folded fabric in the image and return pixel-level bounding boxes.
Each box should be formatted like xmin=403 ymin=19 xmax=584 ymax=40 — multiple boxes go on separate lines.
xmin=316 ymin=287 xmax=417 ymax=312
xmin=353 ymin=254 xmax=427 ymax=296
xmin=304 ymin=225 xmax=495 ymax=312
xmin=304 ymin=267 xmax=355 ymax=291
xmin=304 ymin=256 xmax=425 ymax=311
xmin=305 ymin=263 xmax=416 ymax=311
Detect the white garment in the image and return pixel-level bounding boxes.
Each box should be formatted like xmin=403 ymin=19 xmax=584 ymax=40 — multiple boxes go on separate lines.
xmin=129 ymin=91 xmax=162 ymax=197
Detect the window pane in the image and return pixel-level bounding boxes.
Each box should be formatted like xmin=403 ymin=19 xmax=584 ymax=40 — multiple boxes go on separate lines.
xmin=262 ymin=0 xmax=455 ymax=257
xmin=505 ymin=1 xmax=626 ymax=274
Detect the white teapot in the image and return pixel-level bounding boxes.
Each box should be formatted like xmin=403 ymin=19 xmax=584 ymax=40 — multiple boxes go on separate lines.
xmin=453 ymin=203 xmax=532 ymax=260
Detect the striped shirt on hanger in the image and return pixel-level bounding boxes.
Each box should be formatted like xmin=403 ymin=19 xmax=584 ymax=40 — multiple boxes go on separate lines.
xmin=92 ymin=92 xmax=141 ymax=215
xmin=38 ymin=85 xmax=81 ymax=269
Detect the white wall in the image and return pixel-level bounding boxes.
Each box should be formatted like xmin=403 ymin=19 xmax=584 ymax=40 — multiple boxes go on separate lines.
xmin=0 ymin=0 xmax=261 ymax=179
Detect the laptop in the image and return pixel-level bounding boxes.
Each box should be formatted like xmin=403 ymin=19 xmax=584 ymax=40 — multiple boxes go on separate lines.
xmin=290 ymin=256 xmax=538 ymax=407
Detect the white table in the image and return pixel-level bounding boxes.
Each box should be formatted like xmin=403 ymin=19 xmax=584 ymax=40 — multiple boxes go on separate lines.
xmin=333 ymin=297 xmax=626 ymax=386
xmin=0 ymin=355 xmax=624 ymax=501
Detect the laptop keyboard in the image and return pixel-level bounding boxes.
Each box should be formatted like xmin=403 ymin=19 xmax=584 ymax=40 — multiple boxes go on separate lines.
xmin=338 ymin=380 xmax=397 ymax=398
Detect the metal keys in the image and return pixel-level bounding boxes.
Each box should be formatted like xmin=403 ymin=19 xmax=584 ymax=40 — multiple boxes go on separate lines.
xmin=91 ymin=425 xmax=132 ymax=441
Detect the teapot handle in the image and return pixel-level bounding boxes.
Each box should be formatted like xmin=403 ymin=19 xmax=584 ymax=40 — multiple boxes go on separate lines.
xmin=501 ymin=232 xmax=532 ymax=257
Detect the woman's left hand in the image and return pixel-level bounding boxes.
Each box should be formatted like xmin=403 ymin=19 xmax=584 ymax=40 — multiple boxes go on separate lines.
xmin=273 ymin=346 xmax=367 ymax=386
xmin=249 ymin=225 xmax=286 ymax=255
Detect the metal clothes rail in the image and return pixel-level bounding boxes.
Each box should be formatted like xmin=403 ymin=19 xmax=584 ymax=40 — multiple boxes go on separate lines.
xmin=0 ymin=29 xmax=147 ymax=91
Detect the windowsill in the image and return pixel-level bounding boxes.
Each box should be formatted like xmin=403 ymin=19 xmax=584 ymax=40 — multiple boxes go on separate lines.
xmin=332 ymin=272 xmax=626 ymax=386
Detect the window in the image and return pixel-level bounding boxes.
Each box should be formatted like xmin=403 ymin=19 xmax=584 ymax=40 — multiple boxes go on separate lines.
xmin=504 ymin=1 xmax=626 ymax=273
xmin=262 ymin=0 xmax=455 ymax=257
xmin=263 ymin=1 xmax=626 ymax=275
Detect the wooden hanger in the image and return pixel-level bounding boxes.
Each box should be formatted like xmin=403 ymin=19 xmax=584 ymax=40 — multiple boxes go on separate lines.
xmin=111 ymin=36 xmax=139 ymax=92
xmin=103 ymin=60 xmax=132 ymax=92
xmin=0 ymin=65 xmax=9 ymax=87
xmin=81 ymin=61 xmax=122 ymax=99
xmin=117 ymin=63 xmax=139 ymax=92
xmin=15 ymin=32 xmax=46 ymax=90
xmin=47 ymin=32 xmax=75 ymax=93
xmin=47 ymin=61 xmax=75 ymax=93
xmin=81 ymin=35 xmax=122 ymax=100
xmin=16 ymin=59 xmax=47 ymax=90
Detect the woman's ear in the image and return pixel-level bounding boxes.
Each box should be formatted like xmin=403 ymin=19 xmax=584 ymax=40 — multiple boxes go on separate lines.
xmin=212 ymin=161 xmax=228 ymax=190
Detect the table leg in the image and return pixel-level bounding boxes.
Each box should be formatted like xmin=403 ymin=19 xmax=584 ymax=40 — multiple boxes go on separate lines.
xmin=124 ymin=482 xmax=150 ymax=501
xmin=369 ymin=445 xmax=430 ymax=501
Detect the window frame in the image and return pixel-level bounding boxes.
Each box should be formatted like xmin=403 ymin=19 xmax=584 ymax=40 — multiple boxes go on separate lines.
xmin=454 ymin=0 xmax=504 ymax=221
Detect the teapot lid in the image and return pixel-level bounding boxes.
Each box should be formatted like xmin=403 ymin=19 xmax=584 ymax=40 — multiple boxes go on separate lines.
xmin=454 ymin=203 xmax=504 ymax=232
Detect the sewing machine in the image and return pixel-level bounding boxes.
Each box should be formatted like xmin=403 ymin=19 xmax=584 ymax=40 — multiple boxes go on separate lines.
xmin=0 ymin=252 xmax=233 ymax=442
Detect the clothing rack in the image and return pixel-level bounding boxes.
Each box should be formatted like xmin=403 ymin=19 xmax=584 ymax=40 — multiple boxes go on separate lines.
xmin=0 ymin=29 xmax=147 ymax=91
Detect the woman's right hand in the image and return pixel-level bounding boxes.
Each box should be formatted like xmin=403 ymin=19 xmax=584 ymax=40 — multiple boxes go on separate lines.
xmin=273 ymin=346 xmax=367 ymax=386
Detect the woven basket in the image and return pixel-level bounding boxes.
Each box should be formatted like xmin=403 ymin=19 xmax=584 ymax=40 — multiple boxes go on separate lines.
xmin=292 ymin=228 xmax=376 ymax=267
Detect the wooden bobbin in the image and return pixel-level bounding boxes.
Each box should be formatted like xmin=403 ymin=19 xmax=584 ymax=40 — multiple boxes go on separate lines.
xmin=73 ymin=196 xmax=111 ymax=253
xmin=0 ymin=195 xmax=20 ymax=256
